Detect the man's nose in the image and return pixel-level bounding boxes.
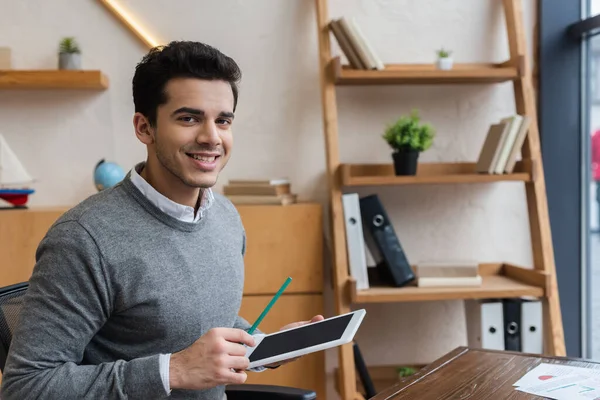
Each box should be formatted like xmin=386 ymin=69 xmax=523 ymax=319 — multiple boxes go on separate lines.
xmin=196 ymin=121 xmax=220 ymax=145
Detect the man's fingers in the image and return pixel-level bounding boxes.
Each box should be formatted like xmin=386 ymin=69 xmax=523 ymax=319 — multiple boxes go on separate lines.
xmin=226 ymin=356 xmax=250 ymax=373
xmin=222 ymin=369 xmax=248 ymax=385
xmin=224 ymin=342 xmax=249 ymax=357
xmin=288 ymin=315 xmax=325 ymax=330
xmin=288 ymin=320 xmax=310 ymax=329
xmin=219 ymin=328 xmax=255 ymax=347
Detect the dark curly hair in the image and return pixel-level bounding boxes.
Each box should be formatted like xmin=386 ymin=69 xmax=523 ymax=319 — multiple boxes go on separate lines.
xmin=132 ymin=41 xmax=242 ymax=126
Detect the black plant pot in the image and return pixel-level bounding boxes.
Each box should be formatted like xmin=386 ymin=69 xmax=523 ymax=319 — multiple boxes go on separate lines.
xmin=392 ymin=150 xmax=419 ymax=176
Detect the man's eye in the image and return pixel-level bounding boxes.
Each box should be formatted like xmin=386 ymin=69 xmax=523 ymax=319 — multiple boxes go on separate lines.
xmin=217 ymin=119 xmax=231 ymax=125
xmin=180 ymin=116 xmax=197 ymax=123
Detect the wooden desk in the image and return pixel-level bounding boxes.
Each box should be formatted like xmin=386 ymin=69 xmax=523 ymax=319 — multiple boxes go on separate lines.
xmin=371 ymin=347 xmax=600 ymax=399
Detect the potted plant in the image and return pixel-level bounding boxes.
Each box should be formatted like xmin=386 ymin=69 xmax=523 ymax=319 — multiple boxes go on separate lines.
xmin=397 ymin=366 xmax=417 ymax=379
xmin=382 ymin=110 xmax=435 ymax=176
xmin=436 ymin=47 xmax=453 ymax=70
xmin=58 ymin=37 xmax=81 ymax=70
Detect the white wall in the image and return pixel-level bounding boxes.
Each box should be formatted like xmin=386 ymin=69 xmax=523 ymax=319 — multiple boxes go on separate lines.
xmin=0 ymin=1 xmax=536 ymax=398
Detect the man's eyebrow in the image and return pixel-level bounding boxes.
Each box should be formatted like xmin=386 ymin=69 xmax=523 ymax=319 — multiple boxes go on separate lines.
xmin=171 ymin=107 xmax=204 ymax=116
xmin=171 ymin=107 xmax=234 ymax=119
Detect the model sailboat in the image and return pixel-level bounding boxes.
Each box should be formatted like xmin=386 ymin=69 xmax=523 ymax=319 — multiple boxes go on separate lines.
xmin=0 ymin=134 xmax=35 ymax=208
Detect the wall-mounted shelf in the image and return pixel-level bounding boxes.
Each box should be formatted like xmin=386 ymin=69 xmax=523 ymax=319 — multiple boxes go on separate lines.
xmin=330 ymin=56 xmax=522 ymax=86
xmin=350 ymin=263 xmax=548 ymax=304
xmin=340 ymin=161 xmax=533 ymax=186
xmin=0 ymin=70 xmax=109 ymax=90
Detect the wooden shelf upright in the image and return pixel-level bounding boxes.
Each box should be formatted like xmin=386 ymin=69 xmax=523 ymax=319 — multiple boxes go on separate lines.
xmin=313 ymin=1 xmax=566 ymax=399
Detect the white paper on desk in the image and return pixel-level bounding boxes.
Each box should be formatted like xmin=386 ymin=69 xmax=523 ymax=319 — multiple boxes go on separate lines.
xmin=541 ymin=379 xmax=600 ymax=400
xmin=513 ymin=363 xmax=600 ymax=387
xmin=516 ymin=373 xmax=588 ymax=394
xmin=516 ymin=375 xmax=600 ymax=400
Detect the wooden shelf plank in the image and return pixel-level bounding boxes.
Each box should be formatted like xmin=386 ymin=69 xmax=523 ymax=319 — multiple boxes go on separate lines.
xmin=340 ymin=161 xmax=532 ymax=186
xmin=0 ymin=70 xmax=109 ymax=90
xmin=350 ymin=263 xmax=547 ymax=303
xmin=330 ymin=57 xmax=521 ymax=85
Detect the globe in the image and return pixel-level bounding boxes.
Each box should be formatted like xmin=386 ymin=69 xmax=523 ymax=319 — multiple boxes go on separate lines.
xmin=94 ymin=159 xmax=125 ymax=191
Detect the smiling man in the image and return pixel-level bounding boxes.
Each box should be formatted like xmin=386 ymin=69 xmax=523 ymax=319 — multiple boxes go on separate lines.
xmin=1 ymin=41 xmax=322 ymax=400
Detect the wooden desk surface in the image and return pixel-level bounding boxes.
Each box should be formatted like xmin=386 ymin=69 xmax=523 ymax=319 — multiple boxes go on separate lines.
xmin=371 ymin=346 xmax=600 ymax=399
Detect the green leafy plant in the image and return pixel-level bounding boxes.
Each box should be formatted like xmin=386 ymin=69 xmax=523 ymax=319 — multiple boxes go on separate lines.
xmin=59 ymin=37 xmax=81 ymax=54
xmin=396 ymin=366 xmax=417 ymax=378
xmin=382 ymin=109 xmax=435 ymax=153
xmin=437 ymin=48 xmax=452 ymax=58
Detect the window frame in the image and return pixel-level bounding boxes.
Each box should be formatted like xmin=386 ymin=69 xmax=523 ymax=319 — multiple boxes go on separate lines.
xmin=539 ymin=0 xmax=586 ymax=358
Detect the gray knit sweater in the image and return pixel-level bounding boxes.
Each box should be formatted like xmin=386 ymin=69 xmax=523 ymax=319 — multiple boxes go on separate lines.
xmin=1 ymin=174 xmax=252 ymax=400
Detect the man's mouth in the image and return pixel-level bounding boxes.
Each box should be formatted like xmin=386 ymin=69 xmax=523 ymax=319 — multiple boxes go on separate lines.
xmin=187 ymin=154 xmax=218 ymax=162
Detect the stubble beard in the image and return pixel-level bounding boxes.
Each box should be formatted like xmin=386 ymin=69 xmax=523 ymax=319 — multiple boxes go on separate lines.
xmin=154 ymin=135 xmax=217 ymax=190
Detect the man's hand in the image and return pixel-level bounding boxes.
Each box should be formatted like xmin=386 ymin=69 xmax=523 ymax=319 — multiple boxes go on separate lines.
xmin=264 ymin=314 xmax=325 ymax=369
xmin=169 ymin=327 xmax=255 ymax=390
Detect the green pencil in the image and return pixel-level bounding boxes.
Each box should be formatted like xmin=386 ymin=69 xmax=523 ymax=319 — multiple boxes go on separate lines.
xmin=248 ymin=276 xmax=292 ymax=334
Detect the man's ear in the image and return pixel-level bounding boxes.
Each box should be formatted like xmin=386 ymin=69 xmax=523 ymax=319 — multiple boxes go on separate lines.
xmin=133 ymin=112 xmax=155 ymax=145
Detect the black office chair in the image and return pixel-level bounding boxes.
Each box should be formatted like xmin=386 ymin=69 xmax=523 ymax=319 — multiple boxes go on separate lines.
xmin=0 ymin=282 xmax=316 ymax=399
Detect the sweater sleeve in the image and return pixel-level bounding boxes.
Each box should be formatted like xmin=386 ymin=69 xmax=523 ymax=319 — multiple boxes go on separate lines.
xmin=0 ymin=220 xmax=168 ymax=400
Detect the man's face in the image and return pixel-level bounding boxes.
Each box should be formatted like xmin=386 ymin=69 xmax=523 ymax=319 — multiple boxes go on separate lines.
xmin=148 ymin=78 xmax=234 ymax=189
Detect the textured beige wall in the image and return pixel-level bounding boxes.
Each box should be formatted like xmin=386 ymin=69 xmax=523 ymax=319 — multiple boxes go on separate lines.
xmin=0 ymin=1 xmax=536 ymax=398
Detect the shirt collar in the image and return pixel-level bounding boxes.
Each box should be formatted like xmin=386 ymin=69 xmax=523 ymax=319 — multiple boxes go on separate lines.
xmin=129 ymin=162 xmax=214 ymax=223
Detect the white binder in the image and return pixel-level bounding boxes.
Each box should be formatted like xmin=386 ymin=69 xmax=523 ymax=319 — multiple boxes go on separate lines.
xmin=341 ymin=193 xmax=370 ymax=290
xmin=521 ymin=298 xmax=543 ymax=354
xmin=464 ymin=299 xmax=505 ymax=350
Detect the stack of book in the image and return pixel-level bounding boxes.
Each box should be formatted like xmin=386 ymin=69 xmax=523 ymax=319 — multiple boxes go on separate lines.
xmin=328 ymin=16 xmax=384 ymax=70
xmin=475 ymin=114 xmax=531 ymax=174
xmin=414 ymin=261 xmax=482 ymax=288
xmin=222 ymin=178 xmax=297 ymax=205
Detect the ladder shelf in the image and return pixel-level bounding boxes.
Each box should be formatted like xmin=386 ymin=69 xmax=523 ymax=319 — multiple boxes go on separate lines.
xmin=314 ymin=1 xmax=566 ymax=399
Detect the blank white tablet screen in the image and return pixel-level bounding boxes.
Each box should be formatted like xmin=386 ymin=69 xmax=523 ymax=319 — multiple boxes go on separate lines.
xmin=248 ymin=313 xmax=353 ymax=363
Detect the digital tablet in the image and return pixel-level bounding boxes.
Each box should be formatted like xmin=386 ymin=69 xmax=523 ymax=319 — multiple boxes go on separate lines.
xmin=245 ymin=309 xmax=366 ymax=369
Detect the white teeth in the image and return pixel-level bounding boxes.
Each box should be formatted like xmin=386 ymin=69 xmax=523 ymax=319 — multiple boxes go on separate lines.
xmin=191 ymin=155 xmax=216 ymax=162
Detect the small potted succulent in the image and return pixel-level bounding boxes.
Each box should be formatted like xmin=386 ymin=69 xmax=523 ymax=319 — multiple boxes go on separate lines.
xmin=58 ymin=37 xmax=81 ymax=70
xmin=436 ymin=48 xmax=453 ymax=70
xmin=382 ymin=109 xmax=435 ymax=176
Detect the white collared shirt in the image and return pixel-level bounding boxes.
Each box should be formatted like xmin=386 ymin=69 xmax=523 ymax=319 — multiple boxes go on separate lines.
xmin=130 ymin=163 xmax=215 ymax=222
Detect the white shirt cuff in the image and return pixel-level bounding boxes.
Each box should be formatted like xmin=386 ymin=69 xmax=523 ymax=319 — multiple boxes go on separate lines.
xmin=159 ymin=353 xmax=171 ymax=395
xmin=160 ymin=351 xmax=264 ymax=394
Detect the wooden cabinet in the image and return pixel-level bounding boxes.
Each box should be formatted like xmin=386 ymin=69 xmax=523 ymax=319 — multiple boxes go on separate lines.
xmin=0 ymin=207 xmax=65 ymax=287
xmin=236 ymin=203 xmax=324 ymax=295
xmin=236 ymin=202 xmax=326 ymax=398
xmin=0 ymin=202 xmax=326 ymax=397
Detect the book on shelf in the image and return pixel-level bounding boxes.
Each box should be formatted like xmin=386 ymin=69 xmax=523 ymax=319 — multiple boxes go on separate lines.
xmin=414 ymin=260 xmax=479 ymax=278
xmin=417 ymin=276 xmax=482 ymax=288
xmin=328 ymin=16 xmax=384 ymax=70
xmin=223 ymin=178 xmax=297 ymax=206
xmin=415 ymin=260 xmax=482 ymax=288
xmin=475 ymin=114 xmax=531 ymax=174
xmin=228 ymin=178 xmax=289 ymax=186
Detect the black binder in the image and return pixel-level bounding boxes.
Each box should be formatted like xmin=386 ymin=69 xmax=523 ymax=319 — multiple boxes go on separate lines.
xmin=359 ymin=194 xmax=415 ymax=287
xmin=502 ymin=298 xmax=522 ymax=351
xmin=353 ymin=342 xmax=376 ymax=398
